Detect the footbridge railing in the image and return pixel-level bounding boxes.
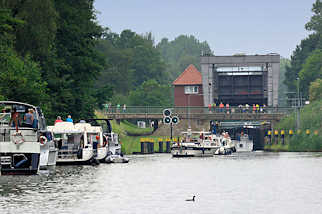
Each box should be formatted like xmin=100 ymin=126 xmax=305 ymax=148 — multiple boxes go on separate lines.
xmin=100 ymin=106 xmax=295 ymax=121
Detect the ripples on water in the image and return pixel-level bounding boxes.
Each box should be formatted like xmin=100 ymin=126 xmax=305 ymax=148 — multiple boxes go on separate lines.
xmin=1 ymin=152 xmax=322 ymax=214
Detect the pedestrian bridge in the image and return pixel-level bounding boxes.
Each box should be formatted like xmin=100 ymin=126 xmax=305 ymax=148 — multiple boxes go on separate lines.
xmin=99 ymin=106 xmax=294 ymax=122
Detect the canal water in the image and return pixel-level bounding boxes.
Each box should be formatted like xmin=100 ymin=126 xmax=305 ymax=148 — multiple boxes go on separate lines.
xmin=1 ymin=152 xmax=322 ymax=214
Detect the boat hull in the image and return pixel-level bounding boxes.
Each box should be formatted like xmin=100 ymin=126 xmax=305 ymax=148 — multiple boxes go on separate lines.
xmin=96 ymin=146 xmax=109 ymax=163
xmin=233 ymin=139 xmax=253 ymax=152
xmin=56 ymin=148 xmax=96 ymax=165
xmin=0 ymin=152 xmax=40 ymax=175
xmin=105 ymin=155 xmax=129 ymax=163
xmin=39 ymin=141 xmax=58 ymax=170
xmin=171 ymin=147 xmax=213 ymax=157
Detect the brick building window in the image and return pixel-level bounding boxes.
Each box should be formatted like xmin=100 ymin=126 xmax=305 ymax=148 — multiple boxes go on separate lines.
xmin=185 ymin=86 xmax=198 ymax=94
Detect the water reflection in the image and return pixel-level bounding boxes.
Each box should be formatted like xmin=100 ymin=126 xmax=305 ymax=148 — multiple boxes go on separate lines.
xmin=1 ymin=153 xmax=322 ymax=214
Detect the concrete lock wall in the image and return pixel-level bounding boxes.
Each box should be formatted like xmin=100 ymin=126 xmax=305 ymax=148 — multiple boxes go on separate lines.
xmin=201 ymin=54 xmax=280 ymax=107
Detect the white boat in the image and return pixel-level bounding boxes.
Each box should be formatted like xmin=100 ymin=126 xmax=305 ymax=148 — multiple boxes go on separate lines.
xmin=213 ymin=132 xmax=236 ymax=155
xmin=234 ymin=134 xmax=253 ymax=152
xmin=39 ymin=131 xmax=58 ymax=170
xmin=74 ymin=122 xmax=108 ymax=163
xmin=104 ymin=132 xmax=129 ymax=163
xmin=105 ymin=154 xmax=129 ymax=163
xmin=171 ymin=130 xmax=213 ymax=157
xmin=80 ymin=119 xmax=112 ymax=163
xmin=0 ymin=101 xmax=47 ymax=175
xmin=47 ymin=122 xmax=96 ymax=165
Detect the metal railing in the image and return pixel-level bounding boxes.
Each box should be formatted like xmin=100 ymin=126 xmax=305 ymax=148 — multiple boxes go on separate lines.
xmin=101 ymin=106 xmax=295 ymax=115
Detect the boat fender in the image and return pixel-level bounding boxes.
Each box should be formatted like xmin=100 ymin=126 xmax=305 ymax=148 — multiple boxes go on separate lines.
xmin=40 ymin=136 xmax=47 ymax=145
xmin=12 ymin=131 xmax=25 ymax=145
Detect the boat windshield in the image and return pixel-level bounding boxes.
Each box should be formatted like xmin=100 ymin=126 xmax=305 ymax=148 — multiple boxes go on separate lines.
xmin=0 ymin=103 xmax=39 ymax=128
xmin=0 ymin=113 xmax=11 ymax=125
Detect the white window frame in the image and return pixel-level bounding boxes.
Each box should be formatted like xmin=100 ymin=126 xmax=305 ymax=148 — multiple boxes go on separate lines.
xmin=185 ymin=86 xmax=199 ymax=94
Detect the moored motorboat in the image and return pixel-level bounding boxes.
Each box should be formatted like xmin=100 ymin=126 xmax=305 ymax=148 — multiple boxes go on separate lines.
xmin=0 ymin=101 xmax=47 ymax=175
xmin=39 ymin=131 xmax=58 ymax=170
xmin=213 ymin=132 xmax=236 ymax=155
xmin=105 ymin=132 xmax=129 ymax=163
xmin=74 ymin=122 xmax=107 ymax=163
xmin=171 ymin=130 xmax=213 ymax=157
xmin=80 ymin=119 xmax=112 ymax=163
xmin=234 ymin=134 xmax=253 ymax=152
xmin=47 ymin=122 xmax=96 ymax=165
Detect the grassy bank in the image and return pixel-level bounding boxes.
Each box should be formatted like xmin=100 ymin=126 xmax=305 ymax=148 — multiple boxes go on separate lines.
xmin=95 ymin=111 xmax=173 ymax=154
xmin=110 ymin=120 xmax=176 ymax=154
xmin=265 ymin=99 xmax=322 ymax=152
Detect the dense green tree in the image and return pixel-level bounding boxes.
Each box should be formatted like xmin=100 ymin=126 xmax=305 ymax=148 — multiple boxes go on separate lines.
xmin=284 ymin=33 xmax=321 ymax=93
xmin=0 ymin=48 xmax=48 ymax=106
xmin=299 ymin=49 xmax=322 ymax=97
xmin=0 ymin=8 xmax=23 ymax=47
xmin=96 ymin=30 xmax=168 ymax=104
xmin=309 ymin=78 xmax=322 ymax=101
xmin=0 ymin=5 xmax=48 ymax=107
xmin=128 ymin=79 xmax=171 ymax=106
xmin=44 ymin=0 xmax=105 ymax=121
xmin=13 ymin=0 xmax=57 ymax=62
xmin=157 ymin=35 xmax=212 ymax=80
xmin=285 ymin=1 xmax=322 ymax=97
xmin=305 ymin=0 xmax=322 ymax=33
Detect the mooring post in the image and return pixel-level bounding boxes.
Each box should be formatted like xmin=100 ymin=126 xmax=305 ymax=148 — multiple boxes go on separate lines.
xmin=140 ymin=139 xmax=144 ymax=154
xmin=159 ymin=141 xmax=163 ymax=153
xmin=166 ymin=140 xmax=171 ymax=153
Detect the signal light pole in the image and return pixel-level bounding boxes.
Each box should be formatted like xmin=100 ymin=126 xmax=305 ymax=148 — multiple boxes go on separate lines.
xmin=163 ymin=109 xmax=179 ymax=141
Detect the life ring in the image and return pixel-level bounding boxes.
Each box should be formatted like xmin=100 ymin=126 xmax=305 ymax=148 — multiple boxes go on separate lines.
xmin=40 ymin=136 xmax=47 ymax=145
xmin=12 ymin=131 xmax=25 ymax=145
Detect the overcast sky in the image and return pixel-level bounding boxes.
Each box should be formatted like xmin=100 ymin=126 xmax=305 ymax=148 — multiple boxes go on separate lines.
xmin=94 ymin=0 xmax=316 ymax=58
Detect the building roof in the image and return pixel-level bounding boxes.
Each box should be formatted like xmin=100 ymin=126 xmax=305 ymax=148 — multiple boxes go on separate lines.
xmin=172 ymin=64 xmax=202 ymax=86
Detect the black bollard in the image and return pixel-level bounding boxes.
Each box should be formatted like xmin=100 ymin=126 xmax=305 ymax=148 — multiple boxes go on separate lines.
xmin=141 ymin=141 xmax=144 ymax=154
xmin=147 ymin=142 xmax=151 ymax=154
xmin=159 ymin=141 xmax=163 ymax=153
xmin=151 ymin=142 xmax=154 ymax=154
xmin=166 ymin=141 xmax=171 ymax=153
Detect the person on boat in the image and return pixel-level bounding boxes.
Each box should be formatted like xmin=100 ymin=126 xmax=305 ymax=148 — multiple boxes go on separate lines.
xmin=30 ymin=109 xmax=38 ymax=128
xmin=9 ymin=107 xmax=20 ymax=132
xmin=55 ymin=116 xmax=63 ymax=124
xmin=66 ymin=115 xmax=73 ymax=122
xmin=23 ymin=108 xmax=34 ymax=128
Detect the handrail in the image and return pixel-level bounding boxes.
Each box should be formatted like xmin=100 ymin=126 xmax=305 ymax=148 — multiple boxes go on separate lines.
xmin=100 ymin=106 xmax=295 ymax=115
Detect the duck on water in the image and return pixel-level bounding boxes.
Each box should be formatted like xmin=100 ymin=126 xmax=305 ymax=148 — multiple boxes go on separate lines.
xmin=185 ymin=196 xmax=196 ymax=202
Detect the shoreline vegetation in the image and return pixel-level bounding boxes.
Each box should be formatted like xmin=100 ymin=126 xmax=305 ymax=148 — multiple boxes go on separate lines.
xmin=264 ymin=99 xmax=322 ymax=152
xmin=95 ymin=111 xmax=173 ymax=154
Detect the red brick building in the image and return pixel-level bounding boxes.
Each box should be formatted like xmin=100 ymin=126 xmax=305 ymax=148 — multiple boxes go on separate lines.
xmin=172 ymin=64 xmax=204 ymax=106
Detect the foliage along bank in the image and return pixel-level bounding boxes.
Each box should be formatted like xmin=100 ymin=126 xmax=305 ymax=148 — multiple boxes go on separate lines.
xmin=0 ymin=0 xmax=105 ymax=123
xmin=265 ymin=99 xmax=322 ymax=152
xmin=265 ymin=1 xmax=322 ymax=152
